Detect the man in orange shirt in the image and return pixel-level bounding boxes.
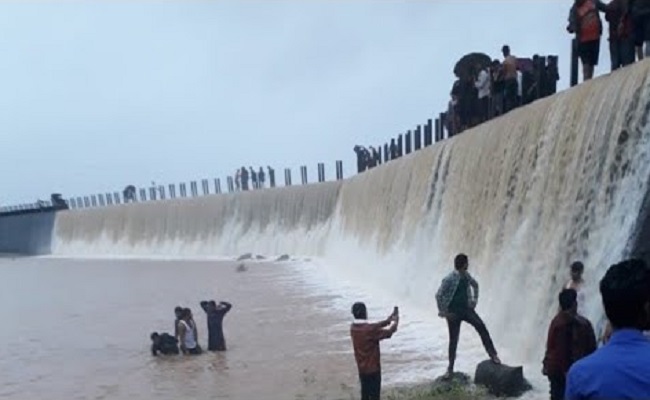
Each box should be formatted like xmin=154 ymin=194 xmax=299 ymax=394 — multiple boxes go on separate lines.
xmin=568 ymin=0 xmax=604 ymax=81
xmin=350 ymin=303 xmax=399 ymax=400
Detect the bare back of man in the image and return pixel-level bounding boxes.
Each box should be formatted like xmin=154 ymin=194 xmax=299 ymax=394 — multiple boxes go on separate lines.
xmin=503 ymin=55 xmax=518 ymax=80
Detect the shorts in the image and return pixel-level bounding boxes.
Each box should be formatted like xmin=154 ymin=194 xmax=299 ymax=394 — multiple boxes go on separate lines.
xmin=577 ymin=39 xmax=600 ymax=66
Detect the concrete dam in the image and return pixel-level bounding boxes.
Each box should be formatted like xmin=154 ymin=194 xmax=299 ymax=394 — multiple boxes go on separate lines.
xmin=5 ymin=61 xmax=650 ymax=368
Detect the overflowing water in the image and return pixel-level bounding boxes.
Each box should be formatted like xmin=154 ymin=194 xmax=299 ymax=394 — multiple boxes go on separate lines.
xmin=25 ymin=61 xmax=650 ymax=397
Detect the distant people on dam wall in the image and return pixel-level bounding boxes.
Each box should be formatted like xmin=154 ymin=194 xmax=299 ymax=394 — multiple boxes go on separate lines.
xmin=568 ymin=0 xmax=650 ymax=82
xmin=123 ymin=185 xmax=136 ymax=203
xmin=231 ymin=165 xmax=275 ymax=191
xmin=354 ymin=145 xmax=378 ymax=173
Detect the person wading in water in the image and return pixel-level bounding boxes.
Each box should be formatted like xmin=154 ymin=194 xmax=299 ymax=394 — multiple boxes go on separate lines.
xmin=200 ymin=300 xmax=232 ymax=351
xmin=436 ymin=254 xmax=501 ymax=379
xmin=178 ymin=308 xmax=202 ymax=355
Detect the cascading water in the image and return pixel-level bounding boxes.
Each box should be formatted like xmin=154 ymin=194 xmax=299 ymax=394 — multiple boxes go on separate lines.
xmin=53 ymin=61 xmax=650 ymax=371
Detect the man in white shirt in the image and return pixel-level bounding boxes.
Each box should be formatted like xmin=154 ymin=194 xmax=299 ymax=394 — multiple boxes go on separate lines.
xmin=474 ymin=64 xmax=490 ymax=123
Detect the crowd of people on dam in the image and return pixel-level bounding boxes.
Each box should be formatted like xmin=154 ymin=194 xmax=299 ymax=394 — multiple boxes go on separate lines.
xmin=233 ymin=166 xmax=276 ymax=191
xmin=353 ymin=45 xmax=560 ymax=174
xmin=569 ymin=0 xmax=650 ymax=81
xmin=446 ymin=45 xmax=559 ymax=136
xmin=351 ymin=0 xmax=650 ymax=176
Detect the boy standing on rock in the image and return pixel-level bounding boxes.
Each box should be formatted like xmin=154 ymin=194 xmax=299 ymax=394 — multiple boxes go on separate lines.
xmin=350 ymin=302 xmax=399 ymax=400
xmin=436 ymin=254 xmax=501 ymax=379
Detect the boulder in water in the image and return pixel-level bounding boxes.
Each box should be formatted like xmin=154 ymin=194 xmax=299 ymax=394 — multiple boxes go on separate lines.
xmin=275 ymin=254 xmax=290 ymax=262
xmin=432 ymin=371 xmax=471 ymax=392
xmin=255 ymin=255 xmax=266 ymax=260
xmin=474 ymin=360 xmax=532 ymax=397
xmin=384 ymin=372 xmax=485 ymax=399
xmin=237 ymin=253 xmax=253 ymax=261
xmin=236 ymin=263 xmax=247 ymax=273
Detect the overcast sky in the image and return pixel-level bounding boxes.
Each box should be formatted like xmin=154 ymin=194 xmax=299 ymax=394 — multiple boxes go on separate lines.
xmin=1 ymin=1 xmax=600 ymax=205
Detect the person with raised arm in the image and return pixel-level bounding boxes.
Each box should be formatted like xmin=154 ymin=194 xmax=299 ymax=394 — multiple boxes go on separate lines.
xmin=350 ymin=303 xmax=399 ymax=400
xmin=200 ymin=300 xmax=233 ymax=351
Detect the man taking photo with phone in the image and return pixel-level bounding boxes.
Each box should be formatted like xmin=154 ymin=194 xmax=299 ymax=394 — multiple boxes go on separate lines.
xmin=350 ymin=303 xmax=399 ymax=400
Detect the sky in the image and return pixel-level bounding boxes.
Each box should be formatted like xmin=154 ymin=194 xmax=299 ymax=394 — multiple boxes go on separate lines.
xmin=0 ymin=1 xmax=599 ymax=205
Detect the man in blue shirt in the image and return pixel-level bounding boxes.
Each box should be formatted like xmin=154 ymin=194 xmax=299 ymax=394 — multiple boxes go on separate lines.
xmin=565 ymin=258 xmax=650 ymax=399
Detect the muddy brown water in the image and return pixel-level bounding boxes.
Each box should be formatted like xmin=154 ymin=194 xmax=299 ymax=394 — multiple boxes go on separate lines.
xmin=0 ymin=257 xmax=402 ymax=400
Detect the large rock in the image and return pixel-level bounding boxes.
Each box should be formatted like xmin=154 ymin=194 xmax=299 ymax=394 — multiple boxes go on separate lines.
xmin=474 ymin=360 xmax=532 ymax=397
xmin=275 ymin=254 xmax=290 ymax=262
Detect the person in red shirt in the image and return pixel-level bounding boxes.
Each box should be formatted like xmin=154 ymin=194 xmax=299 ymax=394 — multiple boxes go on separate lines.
xmin=568 ymin=0 xmax=604 ymax=80
xmin=350 ymin=303 xmax=399 ymax=400
xmin=543 ymin=289 xmax=597 ymax=400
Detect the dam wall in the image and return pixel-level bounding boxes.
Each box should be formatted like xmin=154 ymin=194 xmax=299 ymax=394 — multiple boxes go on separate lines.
xmin=45 ymin=60 xmax=650 ymax=363
xmin=0 ymin=210 xmax=57 ymax=255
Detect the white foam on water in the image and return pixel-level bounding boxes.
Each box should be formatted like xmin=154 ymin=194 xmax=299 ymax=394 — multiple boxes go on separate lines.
xmin=50 ymin=61 xmax=650 ymax=397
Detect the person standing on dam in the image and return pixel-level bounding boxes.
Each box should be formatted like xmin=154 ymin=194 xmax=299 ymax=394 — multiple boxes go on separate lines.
xmin=542 ymin=289 xmax=597 ymax=400
xmin=595 ymin=0 xmax=635 ymax=70
xmin=258 ymin=167 xmax=265 ymax=189
xmin=200 ymin=300 xmax=232 ymax=351
xmin=250 ymin=167 xmax=258 ymax=189
xmin=436 ymin=254 xmax=501 ymax=379
xmin=267 ymin=166 xmax=275 ymax=188
xmin=565 ymin=259 xmax=650 ymax=399
xmin=240 ymin=166 xmax=249 ymax=191
xmin=567 ymin=0 xmax=603 ymax=81
xmin=501 ymin=45 xmax=519 ymax=113
xmin=350 ymin=303 xmax=399 ymax=400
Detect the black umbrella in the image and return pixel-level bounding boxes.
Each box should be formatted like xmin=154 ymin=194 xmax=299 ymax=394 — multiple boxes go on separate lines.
xmin=453 ymin=52 xmax=492 ymax=80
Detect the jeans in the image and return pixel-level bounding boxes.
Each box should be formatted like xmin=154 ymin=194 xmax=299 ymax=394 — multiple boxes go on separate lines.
xmin=446 ymin=308 xmax=497 ymax=371
xmin=359 ymin=372 xmax=381 ymax=400
xmin=548 ymin=374 xmax=566 ymax=400
xmin=503 ymin=79 xmax=518 ymax=113
xmin=610 ymin=38 xmax=635 ymax=70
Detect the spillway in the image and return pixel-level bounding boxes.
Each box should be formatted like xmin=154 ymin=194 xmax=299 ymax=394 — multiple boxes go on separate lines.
xmin=51 ymin=61 xmax=650 ymax=365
